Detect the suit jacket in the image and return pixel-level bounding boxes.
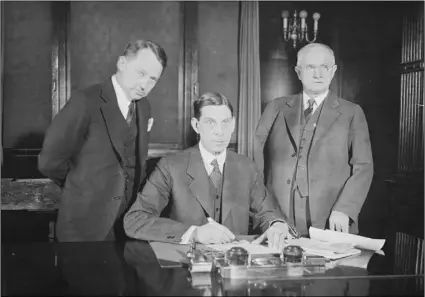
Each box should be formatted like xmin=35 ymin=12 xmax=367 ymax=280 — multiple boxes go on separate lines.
xmin=254 ymin=92 xmax=373 ymax=233
xmin=38 ymin=78 xmax=151 ymax=242
xmin=124 ymin=145 xmax=285 ymax=243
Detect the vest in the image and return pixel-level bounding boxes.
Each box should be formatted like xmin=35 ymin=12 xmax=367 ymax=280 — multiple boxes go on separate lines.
xmin=118 ymin=108 xmax=139 ymax=216
xmin=208 ymin=174 xmax=223 ymax=223
xmin=293 ymin=101 xmax=325 ymax=197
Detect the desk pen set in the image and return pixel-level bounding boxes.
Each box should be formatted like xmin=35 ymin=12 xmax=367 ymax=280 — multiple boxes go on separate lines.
xmin=186 ymin=242 xmax=327 ymax=280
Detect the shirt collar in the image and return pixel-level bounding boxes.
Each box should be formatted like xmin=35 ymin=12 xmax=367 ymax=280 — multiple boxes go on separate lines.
xmin=111 ymin=74 xmax=131 ymax=106
xmin=303 ymin=89 xmax=329 ymax=109
xmin=198 ymin=141 xmax=226 ymax=174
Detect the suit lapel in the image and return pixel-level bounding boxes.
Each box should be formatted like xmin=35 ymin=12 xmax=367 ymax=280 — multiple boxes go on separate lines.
xmin=100 ymin=79 xmax=126 ymax=163
xmin=221 ymin=150 xmax=238 ymax=224
xmin=281 ymin=94 xmax=303 ymax=151
xmin=311 ymin=92 xmax=341 ymax=149
xmin=187 ymin=147 xmax=214 ymax=218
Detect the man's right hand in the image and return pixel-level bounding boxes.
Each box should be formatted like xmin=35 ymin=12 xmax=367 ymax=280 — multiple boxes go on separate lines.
xmin=192 ymin=220 xmax=236 ymax=244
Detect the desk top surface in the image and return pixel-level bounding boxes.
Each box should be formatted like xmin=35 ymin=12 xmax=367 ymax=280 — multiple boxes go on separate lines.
xmin=2 ymin=231 xmax=423 ymax=296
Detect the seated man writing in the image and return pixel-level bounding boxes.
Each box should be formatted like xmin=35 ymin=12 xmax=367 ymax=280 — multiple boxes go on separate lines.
xmin=124 ymin=92 xmax=297 ymax=249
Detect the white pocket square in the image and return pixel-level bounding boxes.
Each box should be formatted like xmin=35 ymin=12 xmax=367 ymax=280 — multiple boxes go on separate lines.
xmin=147 ymin=118 xmax=154 ymax=132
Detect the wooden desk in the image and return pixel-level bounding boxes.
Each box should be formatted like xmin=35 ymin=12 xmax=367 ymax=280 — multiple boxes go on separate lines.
xmin=2 ymin=231 xmax=423 ymax=296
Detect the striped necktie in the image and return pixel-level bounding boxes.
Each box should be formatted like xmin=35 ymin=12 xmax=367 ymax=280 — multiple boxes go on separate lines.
xmin=304 ymin=98 xmax=316 ymax=122
xmin=126 ymin=100 xmax=136 ymax=126
xmin=210 ymin=159 xmax=222 ymax=189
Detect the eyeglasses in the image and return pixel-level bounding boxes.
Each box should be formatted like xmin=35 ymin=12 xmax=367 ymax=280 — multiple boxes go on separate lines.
xmin=297 ymin=64 xmax=335 ymax=74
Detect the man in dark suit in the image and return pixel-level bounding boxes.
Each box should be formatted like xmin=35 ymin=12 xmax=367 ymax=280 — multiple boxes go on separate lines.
xmin=38 ymin=40 xmax=167 ymax=242
xmin=254 ymin=43 xmax=373 ymax=237
xmin=124 ymin=92 xmax=297 ymax=248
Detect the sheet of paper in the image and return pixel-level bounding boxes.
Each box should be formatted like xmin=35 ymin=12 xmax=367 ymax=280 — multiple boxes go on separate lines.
xmin=309 ymin=227 xmax=386 ymax=251
xmin=206 ymin=242 xmax=281 ymax=255
xmin=283 ymin=237 xmax=362 ymax=260
xmin=149 ymin=241 xmax=190 ymax=268
xmin=334 ymin=250 xmax=375 ymax=269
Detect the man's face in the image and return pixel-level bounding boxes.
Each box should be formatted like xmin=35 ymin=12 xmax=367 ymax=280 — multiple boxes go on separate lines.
xmin=191 ymin=105 xmax=235 ymax=155
xmin=117 ymin=48 xmax=163 ymax=101
xmin=295 ymin=47 xmax=337 ymax=96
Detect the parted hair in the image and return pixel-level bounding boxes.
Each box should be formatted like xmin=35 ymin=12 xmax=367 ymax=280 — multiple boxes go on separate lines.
xmin=193 ymin=92 xmax=234 ymax=120
xmin=123 ymin=39 xmax=168 ymax=69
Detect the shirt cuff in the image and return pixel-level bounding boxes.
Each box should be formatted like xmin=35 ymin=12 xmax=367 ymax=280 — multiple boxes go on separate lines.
xmin=269 ymin=219 xmax=286 ymax=228
xmin=180 ymin=225 xmax=198 ymax=244
xmin=270 ymin=220 xmax=300 ymax=238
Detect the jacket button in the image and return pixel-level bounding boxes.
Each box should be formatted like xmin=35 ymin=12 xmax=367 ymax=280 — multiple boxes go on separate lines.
xmin=113 ymin=196 xmax=122 ymax=200
xmin=287 ymin=179 xmax=291 ymax=184
xmin=291 ymin=153 xmax=296 ymax=157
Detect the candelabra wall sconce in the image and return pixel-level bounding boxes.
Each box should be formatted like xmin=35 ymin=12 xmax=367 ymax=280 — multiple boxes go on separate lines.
xmin=281 ymin=10 xmax=320 ymax=48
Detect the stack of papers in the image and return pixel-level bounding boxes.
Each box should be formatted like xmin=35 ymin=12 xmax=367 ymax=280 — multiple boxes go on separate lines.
xmin=283 ymin=237 xmax=361 ymax=260
xmin=282 ymin=227 xmax=386 ymax=260
xmin=309 ymin=227 xmax=386 ymax=251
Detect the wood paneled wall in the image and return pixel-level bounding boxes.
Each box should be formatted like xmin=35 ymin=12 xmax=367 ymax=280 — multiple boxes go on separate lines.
xmin=197 ymin=1 xmax=239 ymax=144
xmin=2 ymin=2 xmax=53 ymax=149
xmin=398 ymin=5 xmax=424 ymax=173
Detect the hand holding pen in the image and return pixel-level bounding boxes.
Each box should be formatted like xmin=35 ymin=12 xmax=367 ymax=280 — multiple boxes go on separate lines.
xmin=191 ymin=217 xmax=237 ymax=244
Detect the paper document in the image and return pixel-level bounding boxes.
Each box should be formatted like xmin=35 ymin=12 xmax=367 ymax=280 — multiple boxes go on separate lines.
xmin=333 ymin=250 xmax=375 ymax=269
xmin=309 ymin=227 xmax=386 ymax=251
xmin=149 ymin=241 xmax=190 ymax=268
xmin=206 ymin=242 xmax=281 ymax=255
xmin=283 ymin=237 xmax=361 ymax=260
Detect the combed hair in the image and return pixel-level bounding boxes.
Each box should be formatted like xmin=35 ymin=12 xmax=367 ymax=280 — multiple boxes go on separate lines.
xmin=123 ymin=40 xmax=168 ymax=69
xmin=297 ymin=43 xmax=335 ymax=66
xmin=193 ymin=92 xmax=234 ymax=120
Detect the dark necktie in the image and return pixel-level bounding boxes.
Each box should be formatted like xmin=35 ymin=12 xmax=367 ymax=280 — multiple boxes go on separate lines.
xmin=210 ymin=159 xmax=222 ymax=189
xmin=126 ymin=100 xmax=136 ymax=126
xmin=304 ymin=98 xmax=316 ymax=122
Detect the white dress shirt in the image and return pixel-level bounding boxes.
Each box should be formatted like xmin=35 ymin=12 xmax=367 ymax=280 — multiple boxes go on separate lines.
xmin=180 ymin=142 xmax=227 ymax=244
xmin=303 ymin=89 xmax=329 ymax=115
xmin=198 ymin=141 xmax=226 ymax=175
xmin=111 ymin=74 xmax=132 ymax=119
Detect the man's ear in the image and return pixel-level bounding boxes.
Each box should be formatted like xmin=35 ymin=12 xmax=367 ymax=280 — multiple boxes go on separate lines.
xmin=330 ymin=65 xmax=338 ymax=80
xmin=191 ymin=118 xmax=200 ymax=134
xmin=294 ymin=66 xmax=302 ymax=80
xmin=117 ymin=56 xmax=127 ymax=72
xmin=230 ymin=116 xmax=236 ymax=133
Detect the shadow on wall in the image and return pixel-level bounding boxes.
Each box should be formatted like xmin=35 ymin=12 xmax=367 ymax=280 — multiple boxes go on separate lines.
xmin=2 ymin=133 xmax=46 ymax=179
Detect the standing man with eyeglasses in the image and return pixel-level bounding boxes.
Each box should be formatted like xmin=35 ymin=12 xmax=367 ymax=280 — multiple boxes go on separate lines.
xmin=254 ymin=43 xmax=373 ymax=237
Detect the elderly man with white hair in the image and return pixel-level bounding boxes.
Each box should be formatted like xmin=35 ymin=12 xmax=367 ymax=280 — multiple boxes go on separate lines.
xmin=254 ymin=43 xmax=374 ymax=237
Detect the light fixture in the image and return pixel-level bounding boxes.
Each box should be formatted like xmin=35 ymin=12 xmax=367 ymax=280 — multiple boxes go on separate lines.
xmin=281 ymin=10 xmax=320 ymax=48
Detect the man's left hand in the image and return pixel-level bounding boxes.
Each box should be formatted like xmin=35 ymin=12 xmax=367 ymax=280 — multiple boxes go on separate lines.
xmin=329 ymin=211 xmax=349 ymax=233
xmin=251 ymin=222 xmax=294 ymax=251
